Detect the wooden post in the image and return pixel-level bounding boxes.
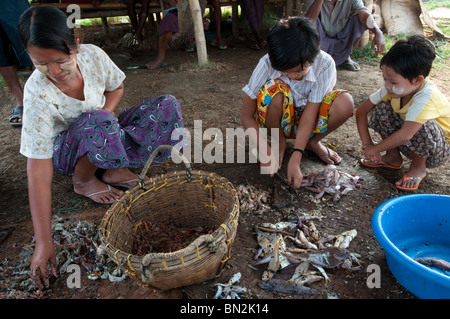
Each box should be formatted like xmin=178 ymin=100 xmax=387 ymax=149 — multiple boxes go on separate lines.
xmin=232 ymin=2 xmax=239 ymax=39
xmin=286 ymin=0 xmax=294 ymax=16
xmin=295 ymin=0 xmax=304 ymax=16
xmin=188 ymin=0 xmax=208 ymax=67
xmin=101 ymin=17 xmax=110 ymax=36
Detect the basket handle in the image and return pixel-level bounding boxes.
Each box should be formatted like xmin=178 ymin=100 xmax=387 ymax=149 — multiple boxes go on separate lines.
xmin=138 ymin=144 xmax=192 ymax=181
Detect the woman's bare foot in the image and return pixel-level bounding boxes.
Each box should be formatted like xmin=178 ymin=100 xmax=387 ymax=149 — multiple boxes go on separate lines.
xmin=145 ymin=58 xmax=164 ymax=69
xmin=306 ymin=141 xmax=342 ymax=165
xmin=73 ymin=177 xmax=123 ymax=204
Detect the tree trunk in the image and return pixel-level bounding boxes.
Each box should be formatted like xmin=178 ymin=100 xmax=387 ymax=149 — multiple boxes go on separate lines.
xmin=381 ymin=0 xmax=423 ymax=36
xmin=188 ymin=0 xmax=208 ymax=66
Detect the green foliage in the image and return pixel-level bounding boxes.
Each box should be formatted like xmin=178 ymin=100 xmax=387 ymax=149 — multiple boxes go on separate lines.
xmin=78 ymin=16 xmax=130 ymax=27
xmin=433 ymin=37 xmax=450 ymax=68
xmin=0 ymin=75 xmax=6 ymax=89
xmin=351 ymin=33 xmax=449 ymax=70
xmin=424 ymin=0 xmax=450 ymax=11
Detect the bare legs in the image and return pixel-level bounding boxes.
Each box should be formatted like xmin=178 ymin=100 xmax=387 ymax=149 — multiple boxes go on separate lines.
xmin=364 ymin=141 xmax=426 ymax=189
xmin=127 ymin=0 xmax=150 ymax=44
xmin=208 ymin=0 xmax=224 ymax=46
xmin=306 ymin=92 xmax=354 ymax=164
xmin=264 ymin=92 xmax=286 ymax=170
xmin=264 ymin=91 xmax=354 ymax=167
xmin=0 ymin=65 xmax=24 ymax=124
xmin=146 ymin=31 xmax=174 ymax=69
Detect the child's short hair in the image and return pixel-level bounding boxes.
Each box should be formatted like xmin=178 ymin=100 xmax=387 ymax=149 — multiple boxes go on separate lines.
xmin=380 ymin=35 xmax=436 ymax=82
xmin=268 ymin=16 xmax=320 ymax=71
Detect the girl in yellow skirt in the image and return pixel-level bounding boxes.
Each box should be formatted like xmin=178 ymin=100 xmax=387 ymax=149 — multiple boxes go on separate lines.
xmin=240 ymin=16 xmax=354 ymax=188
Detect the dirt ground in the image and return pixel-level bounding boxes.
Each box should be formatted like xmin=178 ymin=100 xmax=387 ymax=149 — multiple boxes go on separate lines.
xmin=0 ymin=21 xmax=449 ymax=301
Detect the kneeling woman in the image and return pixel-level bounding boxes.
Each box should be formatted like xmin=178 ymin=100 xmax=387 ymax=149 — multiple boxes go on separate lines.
xmin=18 ymin=6 xmax=185 ymax=289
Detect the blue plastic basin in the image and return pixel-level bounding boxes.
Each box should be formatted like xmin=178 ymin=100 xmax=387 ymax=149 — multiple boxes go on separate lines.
xmin=372 ymin=194 xmax=450 ymax=299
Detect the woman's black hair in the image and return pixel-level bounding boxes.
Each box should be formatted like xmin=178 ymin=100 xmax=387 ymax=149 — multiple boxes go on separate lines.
xmin=380 ymin=35 xmax=436 ymax=82
xmin=267 ymin=16 xmax=320 ymax=71
xmin=18 ymin=6 xmax=77 ymax=54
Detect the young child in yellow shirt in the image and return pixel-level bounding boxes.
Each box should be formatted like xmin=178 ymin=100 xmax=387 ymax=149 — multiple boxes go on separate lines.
xmin=356 ymin=35 xmax=450 ymax=191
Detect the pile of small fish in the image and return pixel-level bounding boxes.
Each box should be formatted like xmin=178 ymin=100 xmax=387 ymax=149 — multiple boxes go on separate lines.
xmin=132 ymin=219 xmax=213 ymax=255
xmin=51 ymin=215 xmax=126 ymax=283
xmin=211 ymin=272 xmax=250 ymax=299
xmin=236 ymin=184 xmax=271 ymax=215
xmin=0 ymin=215 xmax=124 ymax=299
xmin=253 ymin=214 xmax=360 ymax=296
xmin=301 ymin=165 xmax=362 ymax=201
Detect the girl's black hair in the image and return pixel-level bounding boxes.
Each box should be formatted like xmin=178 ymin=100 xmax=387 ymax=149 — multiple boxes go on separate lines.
xmin=267 ymin=16 xmax=320 ymax=71
xmin=18 ymin=6 xmax=77 ymax=54
xmin=380 ymin=35 xmax=436 ymax=82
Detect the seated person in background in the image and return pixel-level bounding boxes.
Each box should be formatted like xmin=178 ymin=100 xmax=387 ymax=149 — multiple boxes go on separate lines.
xmin=356 ymin=35 xmax=450 ymax=191
xmin=306 ymin=0 xmax=385 ymax=71
xmin=208 ymin=0 xmax=227 ymax=49
xmin=146 ymin=0 xmax=221 ymax=68
xmin=0 ymin=0 xmax=33 ymax=127
xmin=145 ymin=0 xmax=183 ymax=69
xmin=240 ymin=0 xmax=266 ymax=50
xmin=119 ymin=0 xmax=151 ymax=44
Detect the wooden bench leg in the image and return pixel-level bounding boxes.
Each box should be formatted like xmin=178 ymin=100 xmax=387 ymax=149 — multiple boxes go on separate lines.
xmin=232 ymin=3 xmax=239 ymax=39
xmin=101 ymin=16 xmax=110 ymax=36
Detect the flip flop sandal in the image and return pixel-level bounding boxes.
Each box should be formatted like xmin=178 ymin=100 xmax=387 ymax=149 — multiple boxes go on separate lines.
xmin=126 ymin=63 xmax=149 ymax=70
xmin=250 ymin=43 xmax=262 ymax=50
xmin=211 ymin=40 xmax=227 ymax=50
xmin=85 ymin=185 xmax=118 ymax=204
xmin=395 ymin=175 xmax=423 ymax=191
xmin=109 ymin=178 xmax=148 ymax=189
xmin=185 ymin=44 xmax=195 ymax=53
xmin=127 ymin=63 xmax=167 ymax=70
xmin=360 ymin=159 xmax=401 ymax=170
xmin=340 ymin=61 xmax=360 ymax=71
xmin=9 ymin=106 xmax=23 ymax=127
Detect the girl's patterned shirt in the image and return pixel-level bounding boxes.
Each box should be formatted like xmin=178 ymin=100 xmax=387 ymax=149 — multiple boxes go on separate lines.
xmin=242 ymin=50 xmax=337 ymax=110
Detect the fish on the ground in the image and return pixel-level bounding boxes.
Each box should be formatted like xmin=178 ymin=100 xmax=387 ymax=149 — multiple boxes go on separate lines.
xmin=284 ymin=246 xmax=351 ymax=269
xmin=237 ymin=184 xmax=271 ymax=214
xmin=333 ymin=229 xmax=358 ymax=249
xmin=254 ymin=225 xmax=290 ymax=269
xmin=258 ymin=278 xmax=322 ymax=295
xmin=301 ymin=165 xmax=361 ymax=201
xmin=212 ymin=272 xmax=250 ymax=299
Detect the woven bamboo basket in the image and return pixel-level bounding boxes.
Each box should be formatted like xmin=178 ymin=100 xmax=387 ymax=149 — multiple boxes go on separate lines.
xmin=100 ymin=145 xmax=239 ymax=290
